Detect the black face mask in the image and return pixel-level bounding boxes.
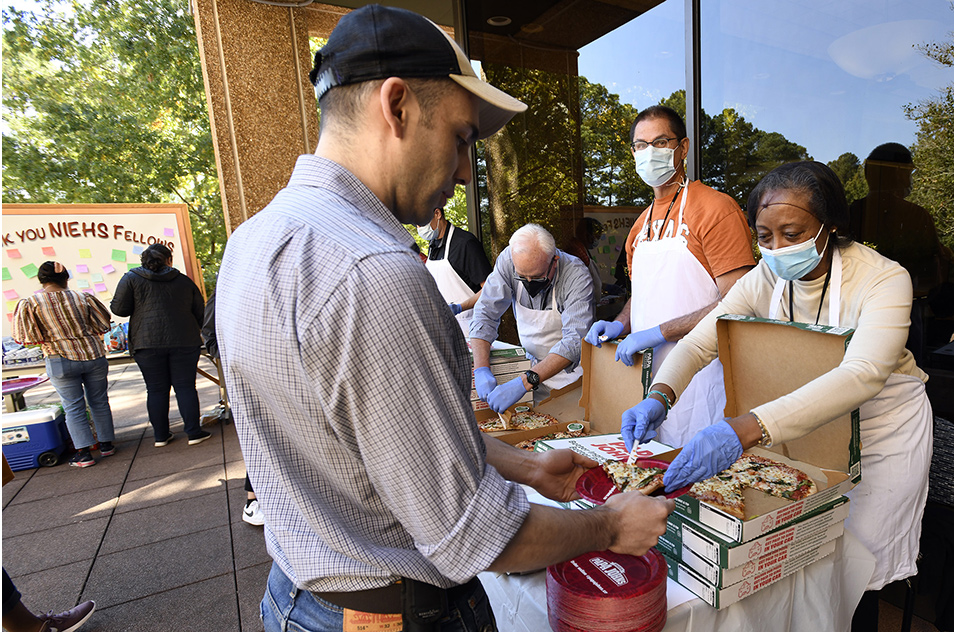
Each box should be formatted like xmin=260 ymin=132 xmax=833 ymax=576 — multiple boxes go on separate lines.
xmin=521 ymin=278 xmax=551 ymax=298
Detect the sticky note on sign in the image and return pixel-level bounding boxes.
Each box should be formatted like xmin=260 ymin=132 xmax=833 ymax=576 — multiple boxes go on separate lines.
xmin=20 ymin=263 xmax=38 ymax=278
xmin=128 ymin=263 xmax=138 ymax=271
xmin=133 ymin=245 xmax=144 ymax=255
xmin=76 ymin=264 xmax=89 ymax=274
xmin=91 ymin=273 xmax=103 ymax=282
xmin=1 ymin=268 xmax=11 ymax=281
xmin=77 ymin=279 xmax=90 ymax=289
xmin=79 ymin=249 xmax=92 ymax=259
xmin=6 ymin=249 xmax=21 ymax=259
xmin=6 ymin=300 xmax=18 ymax=312
xmin=3 ymin=290 xmax=18 ymax=300
xmin=42 ymin=247 xmax=56 ymax=256
xmin=94 ymin=283 xmax=107 ymax=292
xmin=111 ymin=249 xmax=126 ymax=262
xmin=102 ymin=264 xmax=115 ymax=274
xmin=164 ymin=227 xmax=175 ymax=237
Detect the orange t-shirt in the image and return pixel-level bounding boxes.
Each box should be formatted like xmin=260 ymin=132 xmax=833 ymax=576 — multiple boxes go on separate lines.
xmin=625 ymin=180 xmax=755 ymax=280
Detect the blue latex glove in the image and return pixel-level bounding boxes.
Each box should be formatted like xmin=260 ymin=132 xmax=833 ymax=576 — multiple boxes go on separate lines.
xmin=487 ymin=376 xmax=530 ymax=413
xmin=662 ymin=421 xmax=744 ymax=492
xmin=614 ymin=325 xmax=666 ymax=367
xmin=621 ymin=398 xmax=667 ymax=451
xmin=449 ymin=303 xmax=463 ymax=316
xmin=584 ymin=320 xmax=625 ymax=347
xmin=474 ymin=367 xmax=498 ymax=401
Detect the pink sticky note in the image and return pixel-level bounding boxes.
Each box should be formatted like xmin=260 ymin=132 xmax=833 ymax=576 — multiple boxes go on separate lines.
xmin=6 ymin=249 xmax=21 ymax=259
xmin=76 ymin=264 xmax=89 ymax=274
xmin=164 ymin=227 xmax=174 ymax=237
xmin=3 ymin=289 xmax=18 ymax=300
xmin=82 ymin=288 xmax=95 ymax=294
xmin=42 ymin=247 xmax=56 ymax=256
xmin=102 ymin=264 xmax=115 ymax=274
xmin=6 ymin=314 xmax=12 ymax=322
xmin=94 ymin=283 xmax=108 ymax=292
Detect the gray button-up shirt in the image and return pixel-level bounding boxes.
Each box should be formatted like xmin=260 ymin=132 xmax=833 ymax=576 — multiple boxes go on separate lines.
xmin=216 ymin=155 xmax=530 ymax=592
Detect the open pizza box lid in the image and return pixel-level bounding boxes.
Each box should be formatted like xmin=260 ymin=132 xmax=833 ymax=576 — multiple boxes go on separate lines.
xmin=657 ymin=316 xmax=861 ymax=543
xmin=488 ymin=420 xmax=592 ymax=446
xmin=576 ymin=341 xmax=653 ymax=434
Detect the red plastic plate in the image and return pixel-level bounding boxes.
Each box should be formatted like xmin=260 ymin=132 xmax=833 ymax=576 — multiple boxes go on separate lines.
xmin=2 ymin=376 xmax=49 ymax=396
xmin=575 ymin=458 xmax=690 ymax=504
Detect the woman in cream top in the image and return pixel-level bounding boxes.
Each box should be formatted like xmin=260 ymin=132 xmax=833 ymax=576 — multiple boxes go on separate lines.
xmin=624 ymin=162 xmax=931 ymax=631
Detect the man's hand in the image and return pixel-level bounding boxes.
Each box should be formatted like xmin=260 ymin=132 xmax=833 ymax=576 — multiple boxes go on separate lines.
xmin=614 ymin=325 xmax=666 ymax=367
xmin=621 ymin=398 xmax=667 ymax=451
xmin=602 ymin=493 xmax=675 ymax=557
xmin=662 ymin=421 xmax=743 ymax=492
xmin=584 ymin=320 xmax=625 ymax=347
xmin=487 ymin=376 xmax=528 ymax=413
xmin=528 ymin=449 xmax=598 ymax=503
xmin=449 ymin=302 xmax=463 ymax=316
xmin=474 ymin=366 xmax=498 ymax=401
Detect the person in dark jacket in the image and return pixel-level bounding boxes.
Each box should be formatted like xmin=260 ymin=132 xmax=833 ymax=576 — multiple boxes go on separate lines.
xmin=111 ymin=243 xmax=212 ymax=447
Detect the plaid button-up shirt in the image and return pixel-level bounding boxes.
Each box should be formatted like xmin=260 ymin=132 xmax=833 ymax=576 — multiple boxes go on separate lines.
xmin=216 ymin=155 xmax=530 ymax=593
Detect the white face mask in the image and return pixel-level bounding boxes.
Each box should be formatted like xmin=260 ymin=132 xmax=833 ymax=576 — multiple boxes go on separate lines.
xmin=417 ymin=223 xmax=437 ymax=241
xmin=758 ymin=223 xmax=828 ymax=281
xmin=634 ymin=146 xmax=678 ymax=187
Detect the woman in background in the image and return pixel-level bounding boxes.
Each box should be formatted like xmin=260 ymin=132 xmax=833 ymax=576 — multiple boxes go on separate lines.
xmin=13 ymin=261 xmax=116 ymax=468
xmin=111 ymin=243 xmax=211 ymax=447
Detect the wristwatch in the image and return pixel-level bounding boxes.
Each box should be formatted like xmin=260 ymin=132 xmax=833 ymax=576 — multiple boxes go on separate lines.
xmin=524 ymin=370 xmax=540 ymax=391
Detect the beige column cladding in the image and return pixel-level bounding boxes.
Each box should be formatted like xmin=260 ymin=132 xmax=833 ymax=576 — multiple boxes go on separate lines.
xmin=192 ymin=0 xmax=322 ymax=233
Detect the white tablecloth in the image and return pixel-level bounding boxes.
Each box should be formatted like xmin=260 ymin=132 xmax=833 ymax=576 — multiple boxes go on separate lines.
xmin=480 ymin=492 xmax=875 ymax=632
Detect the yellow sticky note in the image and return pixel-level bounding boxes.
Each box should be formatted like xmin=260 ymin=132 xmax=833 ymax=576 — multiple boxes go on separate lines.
xmin=79 ymin=249 xmax=92 ymax=259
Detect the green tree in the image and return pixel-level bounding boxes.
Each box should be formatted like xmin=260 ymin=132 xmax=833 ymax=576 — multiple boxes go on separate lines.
xmin=904 ymin=37 xmax=954 ymax=250
xmin=2 ymin=0 xmax=224 ymax=292
xmin=827 ymin=152 xmax=867 ymax=205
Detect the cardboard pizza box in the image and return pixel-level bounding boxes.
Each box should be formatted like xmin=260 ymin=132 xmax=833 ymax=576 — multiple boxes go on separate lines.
xmin=678 ymin=520 xmax=844 ymax=588
xmin=490 ymin=421 xmax=592 ymax=447
xmin=577 ymin=342 xmax=653 ymax=434
xmin=657 ymin=495 xmax=850 ymax=569
xmin=534 ymin=432 xmax=673 ymax=464
xmin=662 ymin=538 xmax=838 ymax=609
xmin=660 ymin=316 xmax=861 ymax=542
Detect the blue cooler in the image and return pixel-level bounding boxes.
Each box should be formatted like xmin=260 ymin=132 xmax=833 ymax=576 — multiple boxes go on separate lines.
xmin=2 ymin=405 xmax=69 ymax=471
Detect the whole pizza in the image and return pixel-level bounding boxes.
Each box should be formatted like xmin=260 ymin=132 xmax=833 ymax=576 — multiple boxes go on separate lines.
xmin=478 ymin=409 xmax=560 ymax=433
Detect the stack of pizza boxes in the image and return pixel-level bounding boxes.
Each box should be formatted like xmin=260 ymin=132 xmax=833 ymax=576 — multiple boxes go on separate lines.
xmin=652 ymin=316 xmax=862 ymax=608
xmin=468 ymin=342 xmax=533 ymax=418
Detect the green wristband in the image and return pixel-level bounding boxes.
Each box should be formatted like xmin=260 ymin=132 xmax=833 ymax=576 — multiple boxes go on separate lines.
xmin=647 ymin=389 xmax=672 ymax=411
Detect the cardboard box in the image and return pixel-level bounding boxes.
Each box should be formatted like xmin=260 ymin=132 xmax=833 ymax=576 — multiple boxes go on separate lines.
xmin=489 ymin=421 xmax=591 ymax=446
xmin=665 ymin=316 xmax=861 ymax=542
xmin=535 ymin=433 xmax=672 ymax=464
xmin=663 ymin=538 xmax=838 ymax=609
xmin=471 ymin=392 xmax=532 ymax=412
xmin=578 ymin=342 xmax=653 ymax=434
xmin=659 ymin=496 xmax=850 ymax=569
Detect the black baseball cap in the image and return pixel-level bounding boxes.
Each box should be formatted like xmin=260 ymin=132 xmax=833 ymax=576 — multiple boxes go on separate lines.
xmin=309 ymin=4 xmax=527 ymax=139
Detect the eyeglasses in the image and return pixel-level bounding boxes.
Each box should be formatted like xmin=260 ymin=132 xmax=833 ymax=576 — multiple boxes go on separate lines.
xmin=514 ymin=257 xmax=556 ymax=283
xmin=630 ymin=137 xmax=681 ymax=152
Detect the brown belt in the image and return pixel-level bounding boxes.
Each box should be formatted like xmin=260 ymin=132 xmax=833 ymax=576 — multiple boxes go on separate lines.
xmin=314 ymin=581 xmax=403 ymax=614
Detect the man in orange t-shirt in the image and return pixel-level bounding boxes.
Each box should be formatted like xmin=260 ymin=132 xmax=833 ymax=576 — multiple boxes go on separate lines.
xmin=586 ymin=105 xmax=755 ymax=448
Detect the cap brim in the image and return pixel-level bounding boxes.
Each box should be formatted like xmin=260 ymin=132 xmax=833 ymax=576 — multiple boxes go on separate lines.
xmin=449 ymin=74 xmax=527 ymax=139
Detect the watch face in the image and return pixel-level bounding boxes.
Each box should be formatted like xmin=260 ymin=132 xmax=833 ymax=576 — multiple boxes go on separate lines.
xmin=525 ymin=370 xmax=540 ymax=388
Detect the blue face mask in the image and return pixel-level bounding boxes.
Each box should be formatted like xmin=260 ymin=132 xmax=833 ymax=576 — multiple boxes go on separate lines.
xmin=634 ymin=146 xmax=677 ymax=187
xmin=759 ymin=224 xmax=828 ymax=280
xmin=417 ymin=223 xmax=437 ymax=241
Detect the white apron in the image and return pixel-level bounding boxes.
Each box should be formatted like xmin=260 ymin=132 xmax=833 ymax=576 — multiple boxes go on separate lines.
xmin=769 ymin=248 xmax=932 ymax=590
xmin=630 ymin=183 xmax=726 ymax=447
xmin=514 ymin=269 xmax=583 ymax=395
xmin=424 ymin=224 xmax=475 ymax=338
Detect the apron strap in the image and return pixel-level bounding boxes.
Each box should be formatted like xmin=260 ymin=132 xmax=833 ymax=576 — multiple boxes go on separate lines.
xmin=769 ymin=277 xmax=787 ymax=321
xmin=439 ymin=223 xmax=455 ymax=261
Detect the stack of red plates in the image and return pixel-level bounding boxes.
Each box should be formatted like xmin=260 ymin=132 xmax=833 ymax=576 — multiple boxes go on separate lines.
xmin=546 ymin=548 xmax=667 ymax=632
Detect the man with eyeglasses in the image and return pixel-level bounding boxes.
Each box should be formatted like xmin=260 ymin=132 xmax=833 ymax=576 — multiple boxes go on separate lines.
xmin=586 ymin=105 xmax=755 ymax=450
xmin=471 ymin=223 xmax=595 ymax=410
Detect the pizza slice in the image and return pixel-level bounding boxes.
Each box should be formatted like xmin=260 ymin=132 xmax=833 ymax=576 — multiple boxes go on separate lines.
xmin=688 ymin=474 xmax=746 ymax=519
xmin=622 ymin=467 xmax=666 ymax=495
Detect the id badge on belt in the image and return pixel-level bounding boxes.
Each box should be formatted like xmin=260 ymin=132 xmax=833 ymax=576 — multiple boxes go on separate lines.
xmin=343 ymin=609 xmax=403 ymax=632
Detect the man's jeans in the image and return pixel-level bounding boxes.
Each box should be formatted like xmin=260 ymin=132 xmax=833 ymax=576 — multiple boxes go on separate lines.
xmin=132 ymin=346 xmax=202 ymax=440
xmin=45 ymin=355 xmax=115 ymax=450
xmin=261 ymin=562 xmax=497 ymax=632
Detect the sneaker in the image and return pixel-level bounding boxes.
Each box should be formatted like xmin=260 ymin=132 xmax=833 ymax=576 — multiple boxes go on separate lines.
xmin=242 ymin=499 xmax=265 ymax=526
xmin=188 ymin=430 xmax=212 ymax=446
xmin=69 ymin=451 xmax=96 ymax=468
xmin=154 ymin=433 xmax=175 ymax=448
xmin=98 ymin=442 xmax=115 ymax=457
xmin=39 ymin=600 xmax=95 ymax=632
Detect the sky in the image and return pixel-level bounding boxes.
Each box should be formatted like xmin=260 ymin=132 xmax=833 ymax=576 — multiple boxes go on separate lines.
xmin=578 ymin=0 xmax=954 ymax=164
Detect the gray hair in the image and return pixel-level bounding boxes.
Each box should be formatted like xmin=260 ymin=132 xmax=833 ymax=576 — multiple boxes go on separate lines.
xmin=509 ymin=224 xmax=556 ymax=258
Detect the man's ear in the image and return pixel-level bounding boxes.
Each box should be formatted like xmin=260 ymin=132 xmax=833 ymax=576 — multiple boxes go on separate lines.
xmin=379 ymin=77 xmax=412 ymax=139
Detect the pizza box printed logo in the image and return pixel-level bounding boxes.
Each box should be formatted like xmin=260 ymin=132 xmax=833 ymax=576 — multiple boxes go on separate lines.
xmin=743 ymin=561 xmax=756 ymax=578
xmin=749 ymin=541 xmax=763 ymax=559
xmin=738 ymin=581 xmax=753 ymax=598
xmin=762 ymin=514 xmax=776 ymax=532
